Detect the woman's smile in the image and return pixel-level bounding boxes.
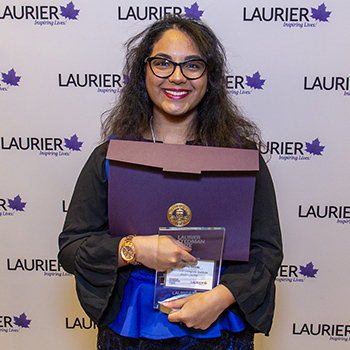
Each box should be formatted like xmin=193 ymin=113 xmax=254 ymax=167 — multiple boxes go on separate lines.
xmin=162 ymin=88 xmax=191 ymax=99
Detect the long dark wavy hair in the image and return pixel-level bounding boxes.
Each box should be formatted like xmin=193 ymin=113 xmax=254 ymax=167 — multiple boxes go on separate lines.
xmin=101 ymin=15 xmax=262 ymax=149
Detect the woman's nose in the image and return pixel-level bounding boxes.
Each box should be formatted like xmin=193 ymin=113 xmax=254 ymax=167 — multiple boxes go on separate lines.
xmin=168 ymin=65 xmax=187 ymax=83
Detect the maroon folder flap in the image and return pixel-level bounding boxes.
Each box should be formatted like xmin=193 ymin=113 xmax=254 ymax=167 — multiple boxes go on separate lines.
xmin=106 ymin=140 xmax=259 ymax=261
xmin=106 ymin=140 xmax=259 ymax=174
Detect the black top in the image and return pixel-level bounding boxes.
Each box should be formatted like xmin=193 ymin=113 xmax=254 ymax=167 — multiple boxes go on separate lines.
xmin=58 ymin=142 xmax=283 ymax=335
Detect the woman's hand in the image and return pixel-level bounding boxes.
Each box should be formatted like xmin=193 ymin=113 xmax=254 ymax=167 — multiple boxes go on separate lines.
xmin=131 ymin=235 xmax=197 ymax=271
xmin=163 ymin=285 xmax=236 ymax=330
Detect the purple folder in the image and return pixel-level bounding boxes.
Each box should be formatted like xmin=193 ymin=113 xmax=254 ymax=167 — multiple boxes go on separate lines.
xmin=106 ymin=140 xmax=259 ymax=261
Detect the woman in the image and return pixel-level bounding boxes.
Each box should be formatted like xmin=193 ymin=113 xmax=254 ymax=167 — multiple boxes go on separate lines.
xmin=58 ymin=15 xmax=282 ymax=350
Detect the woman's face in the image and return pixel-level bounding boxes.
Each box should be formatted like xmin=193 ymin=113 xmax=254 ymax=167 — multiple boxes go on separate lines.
xmin=145 ymin=29 xmax=207 ymax=122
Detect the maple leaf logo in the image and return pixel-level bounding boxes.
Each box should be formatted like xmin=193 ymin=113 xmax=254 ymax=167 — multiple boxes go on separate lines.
xmin=184 ymin=2 xmax=204 ymax=20
xmin=299 ymin=262 xmax=318 ymax=278
xmin=64 ymin=134 xmax=83 ymax=151
xmin=311 ymin=3 xmax=331 ymax=22
xmin=305 ymin=138 xmax=325 ymax=155
xmin=246 ymin=71 xmax=266 ymax=90
xmin=311 ymin=3 xmax=332 ymax=22
xmin=14 ymin=313 xmax=31 ymax=328
xmin=60 ymin=1 xmax=80 ymax=20
xmin=1 ymin=68 xmax=21 ymax=86
xmin=8 ymin=195 xmax=26 ymax=212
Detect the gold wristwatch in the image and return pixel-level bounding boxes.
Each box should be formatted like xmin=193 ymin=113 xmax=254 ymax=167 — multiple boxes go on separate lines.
xmin=120 ymin=235 xmax=137 ymax=264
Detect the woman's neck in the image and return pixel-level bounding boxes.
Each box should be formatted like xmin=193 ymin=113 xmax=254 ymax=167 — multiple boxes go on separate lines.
xmin=149 ymin=112 xmax=197 ymax=145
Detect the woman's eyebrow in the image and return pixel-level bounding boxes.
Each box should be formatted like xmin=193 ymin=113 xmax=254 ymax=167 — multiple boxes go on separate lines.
xmin=152 ymin=53 xmax=203 ymax=60
xmin=152 ymin=53 xmax=172 ymax=59
xmin=184 ymin=54 xmax=203 ymax=60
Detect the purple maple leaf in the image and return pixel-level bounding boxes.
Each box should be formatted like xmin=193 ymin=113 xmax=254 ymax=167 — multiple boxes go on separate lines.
xmin=184 ymin=2 xmax=204 ymax=20
xmin=311 ymin=3 xmax=331 ymax=22
xmin=305 ymin=138 xmax=325 ymax=155
xmin=8 ymin=195 xmax=26 ymax=212
xmin=60 ymin=1 xmax=80 ymax=20
xmin=246 ymin=71 xmax=266 ymax=90
xmin=1 ymin=68 xmax=21 ymax=86
xmin=14 ymin=313 xmax=31 ymax=328
xmin=299 ymin=262 xmax=318 ymax=278
xmin=64 ymin=134 xmax=83 ymax=151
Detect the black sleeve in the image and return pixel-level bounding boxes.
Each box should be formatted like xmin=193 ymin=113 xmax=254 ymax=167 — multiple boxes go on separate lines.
xmin=220 ymin=154 xmax=283 ymax=335
xmin=58 ymin=143 xmax=130 ymax=326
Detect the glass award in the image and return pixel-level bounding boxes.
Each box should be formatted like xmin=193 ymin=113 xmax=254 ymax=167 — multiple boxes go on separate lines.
xmin=153 ymin=227 xmax=225 ymax=313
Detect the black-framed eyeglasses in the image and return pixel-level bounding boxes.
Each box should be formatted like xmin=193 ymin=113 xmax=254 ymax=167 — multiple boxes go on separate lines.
xmin=144 ymin=56 xmax=207 ymax=80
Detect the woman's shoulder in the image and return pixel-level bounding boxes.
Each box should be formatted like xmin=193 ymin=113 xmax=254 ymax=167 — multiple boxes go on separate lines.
xmin=94 ymin=141 xmax=108 ymax=154
xmin=77 ymin=142 xmax=109 ymax=182
xmin=86 ymin=142 xmax=108 ymax=163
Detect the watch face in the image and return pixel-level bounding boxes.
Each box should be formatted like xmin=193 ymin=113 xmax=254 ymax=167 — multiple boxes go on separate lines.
xmin=121 ymin=245 xmax=135 ymax=261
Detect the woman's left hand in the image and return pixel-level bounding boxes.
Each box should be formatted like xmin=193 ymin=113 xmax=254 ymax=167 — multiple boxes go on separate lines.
xmin=163 ymin=285 xmax=236 ymax=330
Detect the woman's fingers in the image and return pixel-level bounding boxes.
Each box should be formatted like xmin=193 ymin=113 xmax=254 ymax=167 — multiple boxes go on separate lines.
xmin=132 ymin=235 xmax=197 ymax=270
xmin=170 ymin=236 xmax=192 ymax=252
xmin=165 ymin=286 xmax=236 ymax=330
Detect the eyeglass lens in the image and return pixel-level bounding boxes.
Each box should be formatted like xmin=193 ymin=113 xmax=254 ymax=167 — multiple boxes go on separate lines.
xmin=150 ymin=58 xmax=206 ymax=79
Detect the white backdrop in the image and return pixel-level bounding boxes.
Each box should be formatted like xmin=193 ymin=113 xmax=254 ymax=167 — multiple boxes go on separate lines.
xmin=1 ymin=1 xmax=349 ymax=349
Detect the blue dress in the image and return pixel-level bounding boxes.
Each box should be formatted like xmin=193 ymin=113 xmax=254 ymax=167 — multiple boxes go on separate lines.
xmin=109 ymin=265 xmax=244 ymax=339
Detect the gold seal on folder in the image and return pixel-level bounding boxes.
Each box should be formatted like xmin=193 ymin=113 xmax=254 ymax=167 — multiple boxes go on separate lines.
xmin=167 ymin=203 xmax=192 ymax=227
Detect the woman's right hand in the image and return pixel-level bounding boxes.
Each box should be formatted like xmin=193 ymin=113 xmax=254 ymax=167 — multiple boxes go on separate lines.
xmin=132 ymin=235 xmax=197 ymax=271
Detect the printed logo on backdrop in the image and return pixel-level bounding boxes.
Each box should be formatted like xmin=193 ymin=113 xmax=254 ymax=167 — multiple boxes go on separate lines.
xmin=0 ymin=195 xmax=26 ymax=218
xmin=65 ymin=317 xmax=96 ymax=330
xmin=262 ymin=138 xmax=325 ymax=161
xmin=62 ymin=200 xmax=69 ymax=212
xmin=292 ymin=322 xmax=350 ymax=343
xmin=243 ymin=3 xmax=332 ymax=29
xmin=276 ymin=261 xmax=318 ymax=283
xmin=6 ymin=258 xmax=72 ymax=277
xmin=58 ymin=72 xmax=129 ymax=94
xmin=0 ymin=313 xmax=31 ymax=333
xmin=304 ymin=75 xmax=350 ymax=97
xmin=117 ymin=2 xmax=204 ymax=21
xmin=226 ymin=71 xmax=266 ymax=96
xmin=0 ymin=1 xmax=80 ymax=26
xmin=0 ymin=134 xmax=83 ymax=156
xmin=0 ymin=68 xmax=21 ymax=92
xmin=299 ymin=204 xmax=350 ymax=224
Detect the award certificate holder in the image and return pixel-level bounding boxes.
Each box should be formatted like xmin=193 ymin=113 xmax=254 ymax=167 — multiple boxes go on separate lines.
xmin=106 ymin=140 xmax=259 ymax=262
